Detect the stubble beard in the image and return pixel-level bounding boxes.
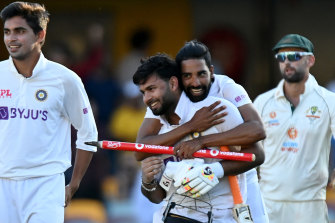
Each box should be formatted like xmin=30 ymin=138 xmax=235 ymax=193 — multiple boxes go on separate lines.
xmin=281 ymin=69 xmax=306 ymax=83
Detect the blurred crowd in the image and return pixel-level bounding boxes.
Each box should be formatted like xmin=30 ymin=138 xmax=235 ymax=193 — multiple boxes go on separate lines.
xmin=45 ymin=24 xmax=154 ymax=223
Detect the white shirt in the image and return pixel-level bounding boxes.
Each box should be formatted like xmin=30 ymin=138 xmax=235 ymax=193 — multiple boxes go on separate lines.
xmin=254 ymin=74 xmax=335 ymax=201
xmin=158 ymin=92 xmax=246 ymax=216
xmin=0 ymin=54 xmax=98 ymax=180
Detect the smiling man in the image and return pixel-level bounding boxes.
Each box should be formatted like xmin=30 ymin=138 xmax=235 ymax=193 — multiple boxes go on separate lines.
xmin=0 ymin=2 xmax=97 ymax=222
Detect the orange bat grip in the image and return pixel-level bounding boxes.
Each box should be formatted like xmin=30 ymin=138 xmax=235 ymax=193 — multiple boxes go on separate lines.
xmin=220 ymin=146 xmax=243 ymax=205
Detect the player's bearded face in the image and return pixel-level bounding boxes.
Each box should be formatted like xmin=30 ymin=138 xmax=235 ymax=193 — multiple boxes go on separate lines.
xmin=181 ymin=59 xmax=213 ymax=102
xmin=185 ymin=82 xmax=212 ymax=102
xmin=280 ymin=62 xmax=307 ymax=83
xmin=150 ymin=86 xmax=176 ymax=116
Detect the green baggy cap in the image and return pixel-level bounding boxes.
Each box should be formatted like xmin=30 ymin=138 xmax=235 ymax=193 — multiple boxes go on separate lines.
xmin=273 ymin=34 xmax=314 ymax=53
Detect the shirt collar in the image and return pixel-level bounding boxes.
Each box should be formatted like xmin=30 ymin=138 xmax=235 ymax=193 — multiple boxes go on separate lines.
xmin=9 ymin=53 xmax=47 ymax=78
xmin=274 ymin=74 xmax=318 ymax=100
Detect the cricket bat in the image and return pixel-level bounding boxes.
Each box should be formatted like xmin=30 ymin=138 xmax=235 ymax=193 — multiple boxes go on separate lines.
xmin=220 ymin=146 xmax=254 ymax=223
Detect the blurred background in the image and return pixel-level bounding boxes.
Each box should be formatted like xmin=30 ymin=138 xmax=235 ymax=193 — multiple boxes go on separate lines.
xmin=1 ymin=0 xmax=335 ymax=222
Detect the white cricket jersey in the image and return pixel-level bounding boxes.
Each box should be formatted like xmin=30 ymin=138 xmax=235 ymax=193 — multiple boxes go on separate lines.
xmin=254 ymin=74 xmax=335 ymax=201
xmin=158 ymin=92 xmax=246 ymax=216
xmin=145 ymin=74 xmax=258 ymax=187
xmin=0 ymin=54 xmax=98 ymax=180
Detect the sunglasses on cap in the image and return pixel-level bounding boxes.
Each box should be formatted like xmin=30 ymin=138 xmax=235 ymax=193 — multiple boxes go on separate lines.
xmin=274 ymin=52 xmax=314 ymax=62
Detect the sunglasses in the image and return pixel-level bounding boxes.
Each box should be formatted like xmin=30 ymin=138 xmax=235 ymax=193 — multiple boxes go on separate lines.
xmin=274 ymin=52 xmax=314 ymax=62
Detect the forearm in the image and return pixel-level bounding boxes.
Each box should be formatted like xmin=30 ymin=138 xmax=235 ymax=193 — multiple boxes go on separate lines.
xmin=219 ymin=142 xmax=264 ymax=176
xmin=200 ymin=121 xmax=265 ymax=147
xmin=69 ymin=149 xmax=94 ymax=189
xmin=135 ymin=123 xmax=193 ymax=161
xmin=137 ymin=122 xmax=193 ymax=146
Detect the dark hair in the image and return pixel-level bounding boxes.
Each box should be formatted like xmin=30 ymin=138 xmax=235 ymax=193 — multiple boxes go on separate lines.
xmin=175 ymin=40 xmax=212 ymax=71
xmin=133 ymin=53 xmax=178 ymax=85
xmin=1 ymin=1 xmax=50 ymax=34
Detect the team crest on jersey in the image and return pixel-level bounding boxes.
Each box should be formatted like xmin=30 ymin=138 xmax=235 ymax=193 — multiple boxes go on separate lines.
xmin=35 ymin=89 xmax=48 ymax=102
xmin=305 ymin=106 xmax=321 ymax=123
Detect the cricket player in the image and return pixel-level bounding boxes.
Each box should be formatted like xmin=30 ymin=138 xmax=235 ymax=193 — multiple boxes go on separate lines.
xmin=137 ymin=40 xmax=268 ymax=222
xmin=0 ymin=2 xmax=98 ymax=222
xmin=254 ymin=34 xmax=335 ymax=222
xmin=134 ymin=54 xmax=264 ymax=222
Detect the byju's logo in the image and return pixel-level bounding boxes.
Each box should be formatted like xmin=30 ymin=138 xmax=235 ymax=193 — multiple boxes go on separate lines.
xmin=0 ymin=107 xmax=48 ymax=121
xmin=0 ymin=107 xmax=9 ymax=120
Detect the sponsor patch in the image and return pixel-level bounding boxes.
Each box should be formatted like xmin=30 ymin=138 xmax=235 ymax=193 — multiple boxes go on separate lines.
xmin=0 ymin=89 xmax=12 ymax=98
xmin=287 ymin=127 xmax=298 ymax=139
xmin=235 ymin=94 xmax=246 ymax=103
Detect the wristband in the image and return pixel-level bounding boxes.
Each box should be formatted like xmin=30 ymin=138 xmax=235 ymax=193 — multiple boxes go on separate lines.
xmin=141 ymin=179 xmax=157 ymax=192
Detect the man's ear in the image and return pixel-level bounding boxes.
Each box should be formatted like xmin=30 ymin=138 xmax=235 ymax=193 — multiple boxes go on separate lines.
xmin=169 ymin=76 xmax=179 ymax=91
xmin=210 ymin=65 xmax=215 ymax=78
xmin=37 ymin=29 xmax=46 ymax=44
xmin=308 ymin=55 xmax=315 ymax=67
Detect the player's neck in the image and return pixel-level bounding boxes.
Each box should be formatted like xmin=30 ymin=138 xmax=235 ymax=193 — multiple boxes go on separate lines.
xmin=13 ymin=52 xmax=41 ymax=78
xmin=283 ymin=75 xmax=308 ymax=107
xmin=164 ymin=92 xmax=181 ymax=125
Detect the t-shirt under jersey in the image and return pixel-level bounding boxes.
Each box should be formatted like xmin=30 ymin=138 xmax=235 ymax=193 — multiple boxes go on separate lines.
xmin=0 ymin=54 xmax=98 ymax=180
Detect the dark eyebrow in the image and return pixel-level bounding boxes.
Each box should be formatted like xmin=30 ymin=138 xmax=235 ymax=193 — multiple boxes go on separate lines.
xmin=4 ymin=27 xmax=27 ymax=32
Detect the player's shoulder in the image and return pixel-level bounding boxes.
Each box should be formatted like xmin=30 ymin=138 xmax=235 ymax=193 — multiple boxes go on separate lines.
xmin=203 ymin=95 xmax=237 ymax=110
xmin=45 ymin=58 xmax=82 ymax=83
xmin=0 ymin=58 xmax=11 ymax=71
xmin=315 ymin=85 xmax=335 ymax=109
xmin=213 ymin=74 xmax=247 ymax=93
xmin=254 ymin=88 xmax=276 ymax=102
xmin=253 ymin=88 xmax=276 ymax=112
xmin=213 ymin=74 xmax=235 ymax=84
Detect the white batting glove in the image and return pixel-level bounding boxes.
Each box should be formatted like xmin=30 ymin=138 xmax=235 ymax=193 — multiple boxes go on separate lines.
xmin=159 ymin=159 xmax=199 ymax=191
xmin=174 ymin=162 xmax=224 ymax=198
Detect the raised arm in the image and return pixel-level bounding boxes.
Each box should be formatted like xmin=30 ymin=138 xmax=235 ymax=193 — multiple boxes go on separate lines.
xmin=135 ymin=101 xmax=227 ymax=161
xmin=202 ymin=103 xmax=265 ymax=147
xmin=140 ymin=156 xmax=166 ymax=203
xmin=174 ymin=102 xmax=265 ymax=175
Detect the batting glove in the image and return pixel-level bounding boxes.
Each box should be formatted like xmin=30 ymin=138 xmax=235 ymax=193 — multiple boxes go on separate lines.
xmin=159 ymin=159 xmax=204 ymax=191
xmin=174 ymin=162 xmax=224 ymax=198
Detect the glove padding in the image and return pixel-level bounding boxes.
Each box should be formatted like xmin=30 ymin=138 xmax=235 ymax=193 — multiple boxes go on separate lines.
xmin=174 ymin=163 xmax=221 ymax=198
xmin=159 ymin=159 xmax=201 ymax=191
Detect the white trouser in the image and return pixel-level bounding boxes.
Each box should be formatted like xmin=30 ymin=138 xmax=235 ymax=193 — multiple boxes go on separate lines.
xmin=0 ymin=173 xmax=65 ymax=223
xmin=264 ymin=198 xmax=329 ymax=223
xmin=246 ymin=169 xmax=269 ymax=223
